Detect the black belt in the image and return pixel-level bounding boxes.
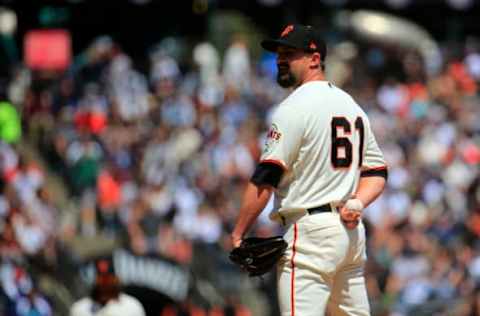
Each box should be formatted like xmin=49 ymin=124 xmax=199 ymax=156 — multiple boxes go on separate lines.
xmin=307 ymin=204 xmax=334 ymax=215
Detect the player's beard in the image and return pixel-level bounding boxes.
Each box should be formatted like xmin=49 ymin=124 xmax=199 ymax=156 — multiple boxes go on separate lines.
xmin=277 ymin=64 xmax=297 ymax=88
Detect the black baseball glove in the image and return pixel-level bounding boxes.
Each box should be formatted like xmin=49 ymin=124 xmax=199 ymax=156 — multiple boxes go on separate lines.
xmin=229 ymin=236 xmax=288 ymax=277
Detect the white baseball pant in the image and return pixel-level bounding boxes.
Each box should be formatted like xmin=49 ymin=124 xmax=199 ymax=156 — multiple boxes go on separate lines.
xmin=277 ymin=212 xmax=370 ymax=316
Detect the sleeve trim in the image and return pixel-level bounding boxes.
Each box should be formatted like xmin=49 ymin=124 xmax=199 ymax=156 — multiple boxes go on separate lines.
xmin=260 ymin=159 xmax=288 ymax=171
xmin=360 ymin=166 xmax=388 ymax=179
xmin=250 ymin=162 xmax=284 ymax=188
xmin=361 ymin=165 xmax=388 ymax=171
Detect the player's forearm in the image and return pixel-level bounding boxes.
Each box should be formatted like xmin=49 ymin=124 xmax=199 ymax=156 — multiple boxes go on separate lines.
xmin=354 ymin=176 xmax=386 ymax=208
xmin=231 ymin=182 xmax=273 ymax=242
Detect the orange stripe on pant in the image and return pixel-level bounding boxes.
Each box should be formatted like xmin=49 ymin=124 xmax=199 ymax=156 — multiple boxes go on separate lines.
xmin=290 ymin=223 xmax=298 ymax=316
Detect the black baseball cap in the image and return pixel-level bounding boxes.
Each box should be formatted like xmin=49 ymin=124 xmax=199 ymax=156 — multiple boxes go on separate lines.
xmin=261 ymin=24 xmax=327 ymax=61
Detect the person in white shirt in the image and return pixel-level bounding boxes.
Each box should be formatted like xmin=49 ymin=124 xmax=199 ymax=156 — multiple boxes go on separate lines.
xmin=231 ymin=24 xmax=388 ymax=316
xmin=70 ymin=258 xmax=145 ymax=316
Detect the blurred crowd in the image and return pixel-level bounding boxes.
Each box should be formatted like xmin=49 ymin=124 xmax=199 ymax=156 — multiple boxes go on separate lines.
xmin=0 ymin=24 xmax=479 ymax=316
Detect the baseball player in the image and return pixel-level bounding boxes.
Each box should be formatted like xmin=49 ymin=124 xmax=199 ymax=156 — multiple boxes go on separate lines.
xmin=70 ymin=258 xmax=146 ymax=316
xmin=231 ymin=24 xmax=387 ymax=316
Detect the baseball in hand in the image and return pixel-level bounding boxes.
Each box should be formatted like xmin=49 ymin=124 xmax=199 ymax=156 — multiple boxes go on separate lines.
xmin=340 ymin=198 xmax=364 ymax=229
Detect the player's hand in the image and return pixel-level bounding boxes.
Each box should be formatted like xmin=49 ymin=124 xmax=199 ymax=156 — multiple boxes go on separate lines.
xmin=339 ymin=198 xmax=364 ymax=230
xmin=340 ymin=208 xmax=361 ymax=229
xmin=231 ymin=234 xmax=243 ymax=249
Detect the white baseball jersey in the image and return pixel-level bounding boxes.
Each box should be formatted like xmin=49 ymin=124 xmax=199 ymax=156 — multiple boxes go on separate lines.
xmin=260 ymin=81 xmax=386 ymax=221
xmin=69 ymin=293 xmax=146 ymax=316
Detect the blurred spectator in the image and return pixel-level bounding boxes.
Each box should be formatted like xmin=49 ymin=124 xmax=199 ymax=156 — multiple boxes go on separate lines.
xmin=65 ymin=132 xmax=103 ymax=196
xmin=69 ymin=258 xmax=145 ymax=316
xmin=222 ymin=34 xmax=252 ymax=94
xmin=1 ymin=263 xmax=52 ymax=316
xmin=0 ymin=101 xmax=21 ymax=144
xmin=193 ymin=42 xmax=224 ymax=108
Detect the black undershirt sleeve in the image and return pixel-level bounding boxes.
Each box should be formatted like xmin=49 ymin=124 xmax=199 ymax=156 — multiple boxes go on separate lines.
xmin=250 ymin=162 xmax=284 ymax=188
xmin=360 ymin=167 xmax=388 ymax=180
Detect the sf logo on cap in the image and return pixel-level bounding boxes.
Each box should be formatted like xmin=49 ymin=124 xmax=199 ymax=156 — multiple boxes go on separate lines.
xmin=280 ymin=25 xmax=294 ymax=37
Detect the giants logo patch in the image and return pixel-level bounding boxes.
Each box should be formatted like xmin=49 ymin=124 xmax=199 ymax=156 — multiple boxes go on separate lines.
xmin=280 ymin=25 xmax=294 ymax=37
xmin=263 ymin=123 xmax=282 ymax=154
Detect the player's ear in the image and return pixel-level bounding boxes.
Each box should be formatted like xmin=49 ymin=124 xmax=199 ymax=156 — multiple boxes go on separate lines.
xmin=309 ymin=52 xmax=321 ymax=69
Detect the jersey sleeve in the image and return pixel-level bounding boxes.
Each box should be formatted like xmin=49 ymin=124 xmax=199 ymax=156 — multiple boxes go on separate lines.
xmin=69 ymin=300 xmax=88 ymax=316
xmin=260 ymin=105 xmax=304 ymax=171
xmin=361 ymin=119 xmax=388 ymax=176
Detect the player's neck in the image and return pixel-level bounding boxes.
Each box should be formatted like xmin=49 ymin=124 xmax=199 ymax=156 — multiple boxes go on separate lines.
xmin=301 ymin=70 xmax=326 ymax=86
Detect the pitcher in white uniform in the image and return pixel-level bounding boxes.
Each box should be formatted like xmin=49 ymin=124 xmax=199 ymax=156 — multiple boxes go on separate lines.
xmin=231 ymin=24 xmax=388 ymax=316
